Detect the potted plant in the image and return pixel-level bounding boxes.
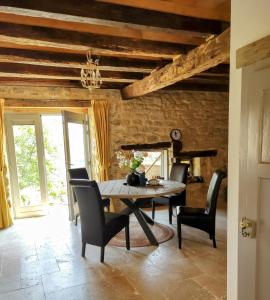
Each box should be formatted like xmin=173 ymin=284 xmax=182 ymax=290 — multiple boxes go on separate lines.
xmin=116 ymin=150 xmax=147 ymax=186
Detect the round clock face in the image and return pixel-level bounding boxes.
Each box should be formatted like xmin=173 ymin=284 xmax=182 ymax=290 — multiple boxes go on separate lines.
xmin=170 ymin=129 xmax=182 ymax=141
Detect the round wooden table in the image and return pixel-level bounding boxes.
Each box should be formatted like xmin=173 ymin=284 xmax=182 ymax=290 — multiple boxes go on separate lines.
xmin=98 ymin=179 xmax=185 ymax=246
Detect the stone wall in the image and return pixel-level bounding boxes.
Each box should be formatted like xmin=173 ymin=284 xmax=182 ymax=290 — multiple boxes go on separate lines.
xmin=107 ymin=90 xmax=228 ymax=209
xmin=1 ymin=86 xmax=228 ymax=210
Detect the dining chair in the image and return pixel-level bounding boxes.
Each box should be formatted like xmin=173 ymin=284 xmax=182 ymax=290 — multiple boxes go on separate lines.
xmin=69 ymin=179 xmax=130 ymax=262
xmin=177 ymin=169 xmax=226 ymax=249
xmin=151 ymin=163 xmax=189 ymax=224
xmin=68 ymin=168 xmax=110 ymax=225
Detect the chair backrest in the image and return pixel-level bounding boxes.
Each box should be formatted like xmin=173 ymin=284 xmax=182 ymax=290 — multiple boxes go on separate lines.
xmin=68 ymin=168 xmax=89 ymax=179
xmin=170 ymin=163 xmax=189 ymax=184
xmin=205 ymin=170 xmax=226 ymax=217
xmin=69 ymin=179 xmax=105 ymax=245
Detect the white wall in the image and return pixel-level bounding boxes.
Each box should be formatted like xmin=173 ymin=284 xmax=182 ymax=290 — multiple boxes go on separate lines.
xmin=228 ymin=1 xmax=270 ymax=299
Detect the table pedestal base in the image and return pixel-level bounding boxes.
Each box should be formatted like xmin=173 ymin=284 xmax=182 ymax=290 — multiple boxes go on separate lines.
xmin=120 ymin=198 xmax=159 ymax=246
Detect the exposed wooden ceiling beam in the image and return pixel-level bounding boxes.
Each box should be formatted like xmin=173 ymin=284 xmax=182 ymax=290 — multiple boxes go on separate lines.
xmin=121 ymin=28 xmax=230 ymax=99
xmin=0 ymin=78 xmax=81 ymax=88
xmin=0 ymin=62 xmax=140 ymax=83
xmin=0 ymin=48 xmax=155 ymax=73
xmin=0 ymin=23 xmax=186 ymax=60
xmin=0 ymin=62 xmax=143 ymax=80
xmin=0 ymin=6 xmax=209 ymax=45
xmin=97 ymin=0 xmax=230 ymax=21
xmin=0 ymin=78 xmax=127 ymax=89
xmin=0 ymin=72 xmax=136 ymax=83
xmin=0 ymin=0 xmax=227 ymax=34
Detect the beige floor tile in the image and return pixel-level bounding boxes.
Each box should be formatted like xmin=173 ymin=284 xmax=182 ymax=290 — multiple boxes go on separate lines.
xmin=0 ymin=208 xmax=227 ymax=299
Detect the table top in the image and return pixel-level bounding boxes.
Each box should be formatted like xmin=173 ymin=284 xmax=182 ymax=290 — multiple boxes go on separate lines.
xmin=98 ymin=179 xmax=185 ymax=199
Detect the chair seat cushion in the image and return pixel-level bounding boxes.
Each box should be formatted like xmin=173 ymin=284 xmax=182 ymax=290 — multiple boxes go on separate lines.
xmin=152 ymin=197 xmax=170 ymax=205
xmin=104 ymin=212 xmax=129 ymax=243
xmin=178 ymin=206 xmax=207 ymax=216
xmin=152 ymin=192 xmax=186 ymax=206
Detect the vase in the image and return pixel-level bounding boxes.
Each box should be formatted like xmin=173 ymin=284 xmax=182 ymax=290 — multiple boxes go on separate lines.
xmin=126 ymin=171 xmax=140 ymax=186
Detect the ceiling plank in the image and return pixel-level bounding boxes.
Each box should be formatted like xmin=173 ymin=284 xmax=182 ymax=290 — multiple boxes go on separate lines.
xmin=0 ymin=6 xmax=209 ymax=45
xmin=0 ymin=0 xmax=227 ymax=34
xmin=97 ymin=0 xmax=230 ymax=21
xmin=165 ymin=82 xmax=229 ymax=92
xmin=0 ymin=23 xmax=186 ymax=60
xmin=0 ymin=48 xmax=154 ymax=73
xmin=121 ymin=28 xmax=230 ymax=99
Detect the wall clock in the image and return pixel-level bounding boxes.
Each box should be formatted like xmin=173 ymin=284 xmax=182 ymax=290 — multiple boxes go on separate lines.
xmin=170 ymin=129 xmax=182 ymax=141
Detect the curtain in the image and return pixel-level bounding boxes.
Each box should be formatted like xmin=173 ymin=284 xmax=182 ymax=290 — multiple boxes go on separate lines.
xmin=0 ymin=99 xmax=13 ymax=229
xmin=90 ymin=100 xmax=109 ymax=181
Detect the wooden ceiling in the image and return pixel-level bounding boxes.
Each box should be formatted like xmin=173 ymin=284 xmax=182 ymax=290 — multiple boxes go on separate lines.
xmin=0 ymin=0 xmax=230 ymax=98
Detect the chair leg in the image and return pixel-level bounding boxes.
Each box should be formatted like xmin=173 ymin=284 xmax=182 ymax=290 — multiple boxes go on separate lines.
xmin=100 ymin=246 xmax=105 ymax=263
xmin=125 ymin=226 xmax=130 ymax=250
xmin=211 ymin=235 xmax=217 ymax=248
xmin=81 ymin=242 xmax=86 ymax=257
xmin=107 ymin=204 xmax=110 ymax=212
xmin=75 ymin=215 xmax=78 ymax=226
xmin=177 ymin=221 xmax=182 ymax=249
xmin=152 ymin=201 xmax=156 ymax=220
xmin=169 ymin=203 xmax=173 ymax=224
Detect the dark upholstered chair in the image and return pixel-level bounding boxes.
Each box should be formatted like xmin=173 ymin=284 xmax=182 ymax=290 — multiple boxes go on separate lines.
xmin=70 ymin=179 xmax=130 ymax=262
xmin=151 ymin=163 xmax=189 ymax=224
xmin=68 ymin=168 xmax=110 ymax=225
xmin=177 ymin=169 xmax=226 ymax=249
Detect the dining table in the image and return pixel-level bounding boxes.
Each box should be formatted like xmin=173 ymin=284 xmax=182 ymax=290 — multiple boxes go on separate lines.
xmin=98 ymin=179 xmax=186 ymax=246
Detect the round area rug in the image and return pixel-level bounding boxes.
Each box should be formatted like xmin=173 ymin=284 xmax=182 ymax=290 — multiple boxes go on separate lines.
xmin=109 ymin=219 xmax=174 ymax=247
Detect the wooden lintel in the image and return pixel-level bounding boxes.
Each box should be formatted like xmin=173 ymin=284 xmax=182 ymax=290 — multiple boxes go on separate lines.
xmin=236 ymin=34 xmax=270 ymax=68
xmin=173 ymin=149 xmax=218 ymax=160
xmin=121 ymin=142 xmax=171 ymax=151
xmin=4 ymin=98 xmax=91 ymax=108
xmin=122 ymin=28 xmax=230 ymax=99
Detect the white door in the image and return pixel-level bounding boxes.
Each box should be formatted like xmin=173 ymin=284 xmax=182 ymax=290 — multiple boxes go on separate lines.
xmin=62 ymin=111 xmax=90 ymax=221
xmin=5 ymin=114 xmax=48 ymax=218
xmin=238 ymin=57 xmax=270 ymax=300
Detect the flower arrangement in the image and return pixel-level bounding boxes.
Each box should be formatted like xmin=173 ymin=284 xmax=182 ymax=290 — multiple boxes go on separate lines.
xmin=116 ymin=150 xmax=147 ymax=172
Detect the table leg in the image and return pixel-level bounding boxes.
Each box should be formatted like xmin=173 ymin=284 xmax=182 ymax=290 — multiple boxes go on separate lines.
xmin=133 ymin=208 xmax=159 ymax=246
xmin=120 ymin=198 xmax=159 ymax=246
xmin=139 ymin=209 xmax=154 ymax=225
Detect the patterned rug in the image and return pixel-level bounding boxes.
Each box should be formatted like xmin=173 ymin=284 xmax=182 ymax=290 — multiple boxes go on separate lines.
xmin=109 ymin=218 xmax=174 ymax=247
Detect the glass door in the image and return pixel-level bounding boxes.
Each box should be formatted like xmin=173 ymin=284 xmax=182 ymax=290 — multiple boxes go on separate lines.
xmin=5 ymin=114 xmax=48 ymax=218
xmin=62 ymin=111 xmax=90 ymax=220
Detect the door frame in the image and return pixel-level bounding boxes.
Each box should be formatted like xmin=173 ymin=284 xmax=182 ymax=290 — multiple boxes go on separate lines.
xmin=5 ymin=113 xmax=48 ymax=218
xmin=235 ymin=57 xmax=270 ymax=299
xmin=62 ymin=110 xmax=90 ymax=221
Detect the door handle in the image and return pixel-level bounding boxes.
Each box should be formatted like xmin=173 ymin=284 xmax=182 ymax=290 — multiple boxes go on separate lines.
xmin=240 ymin=217 xmax=256 ymax=238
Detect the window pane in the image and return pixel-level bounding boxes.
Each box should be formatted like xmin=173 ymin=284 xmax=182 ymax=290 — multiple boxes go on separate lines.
xmin=144 ymin=152 xmax=162 ymax=179
xmin=68 ymin=122 xmax=85 ymax=168
xmin=42 ymin=116 xmax=68 ymax=204
xmin=13 ymin=125 xmax=41 ymax=207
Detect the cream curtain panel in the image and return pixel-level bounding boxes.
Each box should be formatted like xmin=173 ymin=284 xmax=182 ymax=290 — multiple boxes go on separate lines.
xmin=0 ymin=99 xmax=13 ymax=229
xmin=90 ymin=100 xmax=109 ymax=181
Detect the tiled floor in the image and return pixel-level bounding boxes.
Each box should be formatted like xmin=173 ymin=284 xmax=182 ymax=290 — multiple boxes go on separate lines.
xmin=0 ymin=207 xmax=227 ymax=300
